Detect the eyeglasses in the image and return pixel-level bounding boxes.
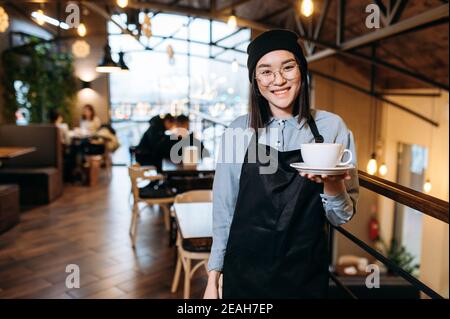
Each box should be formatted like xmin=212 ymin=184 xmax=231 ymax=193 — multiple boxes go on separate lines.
xmin=255 ymin=62 xmax=300 ymax=86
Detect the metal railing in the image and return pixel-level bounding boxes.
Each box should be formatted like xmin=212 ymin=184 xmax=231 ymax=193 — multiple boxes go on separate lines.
xmin=329 ymin=170 xmax=449 ymax=299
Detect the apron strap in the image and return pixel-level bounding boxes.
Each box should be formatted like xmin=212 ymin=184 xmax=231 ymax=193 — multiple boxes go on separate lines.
xmin=307 ymin=116 xmax=324 ymax=143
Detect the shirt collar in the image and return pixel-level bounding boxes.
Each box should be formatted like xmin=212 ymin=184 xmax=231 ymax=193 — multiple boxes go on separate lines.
xmin=266 ymin=114 xmax=307 ymax=130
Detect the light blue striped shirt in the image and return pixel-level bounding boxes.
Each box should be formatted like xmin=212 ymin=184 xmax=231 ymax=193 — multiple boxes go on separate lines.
xmin=208 ymin=110 xmax=359 ymax=272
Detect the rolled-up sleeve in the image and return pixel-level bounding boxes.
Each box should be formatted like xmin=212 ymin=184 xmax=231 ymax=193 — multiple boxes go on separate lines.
xmin=322 ymin=122 xmax=359 ymax=226
xmin=207 ymin=133 xmax=240 ymax=272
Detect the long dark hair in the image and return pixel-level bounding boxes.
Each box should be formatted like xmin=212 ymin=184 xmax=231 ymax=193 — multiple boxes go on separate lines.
xmin=249 ymin=55 xmax=311 ymax=130
xmin=81 ymin=104 xmax=96 ymax=121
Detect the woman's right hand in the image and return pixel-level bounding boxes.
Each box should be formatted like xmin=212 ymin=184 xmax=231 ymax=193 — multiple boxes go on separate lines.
xmin=203 ymin=283 xmax=219 ymax=299
xmin=203 ymin=270 xmax=221 ymax=299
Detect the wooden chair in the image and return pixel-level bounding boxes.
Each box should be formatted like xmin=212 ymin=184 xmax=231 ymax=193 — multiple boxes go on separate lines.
xmin=171 ymin=190 xmax=212 ymax=299
xmin=128 ymin=164 xmax=175 ymax=248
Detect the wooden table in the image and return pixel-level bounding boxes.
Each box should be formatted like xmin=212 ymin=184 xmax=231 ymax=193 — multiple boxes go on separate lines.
xmin=162 ymin=158 xmax=216 ymax=194
xmin=0 ymin=147 xmax=36 ymax=159
xmin=162 ymin=158 xmax=216 ymax=176
xmin=173 ymin=202 xmax=213 ymax=251
xmin=0 ymin=147 xmax=36 ymax=167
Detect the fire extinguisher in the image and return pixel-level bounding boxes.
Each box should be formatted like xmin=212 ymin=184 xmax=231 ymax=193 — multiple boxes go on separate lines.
xmin=369 ymin=216 xmax=380 ymax=241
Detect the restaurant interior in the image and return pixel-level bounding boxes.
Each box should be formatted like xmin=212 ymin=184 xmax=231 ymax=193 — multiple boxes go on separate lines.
xmin=0 ymin=0 xmax=448 ymax=299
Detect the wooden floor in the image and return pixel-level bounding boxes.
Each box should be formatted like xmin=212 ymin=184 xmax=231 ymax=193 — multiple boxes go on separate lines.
xmin=0 ymin=167 xmax=208 ymax=299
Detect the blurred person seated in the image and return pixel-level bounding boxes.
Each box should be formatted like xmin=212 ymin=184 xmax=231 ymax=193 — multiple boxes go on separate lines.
xmin=135 ymin=113 xmax=175 ymax=170
xmin=96 ymin=124 xmax=120 ymax=153
xmin=166 ymin=114 xmax=210 ymax=161
xmin=48 ymin=108 xmax=70 ymax=145
xmin=48 ymin=109 xmax=75 ymax=182
xmin=80 ymin=104 xmax=102 ymax=135
xmin=136 ymin=114 xmax=177 ymax=198
xmin=137 ymin=115 xmax=211 ymax=198
xmin=77 ymin=106 xmax=106 ymax=167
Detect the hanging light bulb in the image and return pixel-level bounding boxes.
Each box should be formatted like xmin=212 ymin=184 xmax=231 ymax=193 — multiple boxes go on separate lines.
xmin=231 ymin=59 xmax=239 ymax=73
xmin=300 ymin=0 xmax=314 ymax=17
xmin=117 ymin=0 xmax=129 ymax=8
xmin=423 ymin=179 xmax=432 ymax=194
xmin=366 ymin=153 xmax=378 ymax=175
xmin=77 ymin=23 xmax=87 ymax=37
xmin=34 ymin=9 xmax=46 ymax=25
xmin=378 ymin=162 xmax=388 ymax=176
xmin=227 ymin=14 xmax=237 ymax=29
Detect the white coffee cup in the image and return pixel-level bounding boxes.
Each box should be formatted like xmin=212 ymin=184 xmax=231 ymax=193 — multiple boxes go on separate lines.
xmin=182 ymin=146 xmax=199 ymax=165
xmin=301 ymin=143 xmax=353 ymax=168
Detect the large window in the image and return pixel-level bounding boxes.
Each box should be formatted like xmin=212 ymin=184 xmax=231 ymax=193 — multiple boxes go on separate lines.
xmin=108 ymin=13 xmax=250 ymax=164
xmin=393 ymin=143 xmax=428 ymax=276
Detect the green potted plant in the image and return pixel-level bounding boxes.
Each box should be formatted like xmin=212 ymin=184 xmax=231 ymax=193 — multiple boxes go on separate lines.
xmin=2 ymin=37 xmax=76 ymax=124
xmin=378 ymin=238 xmax=420 ymax=277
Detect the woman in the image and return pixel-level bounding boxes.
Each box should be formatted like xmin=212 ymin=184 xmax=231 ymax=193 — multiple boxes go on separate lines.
xmin=80 ymin=104 xmax=101 ymax=135
xmin=136 ymin=113 xmax=175 ymax=169
xmin=48 ymin=109 xmax=73 ymax=181
xmin=204 ymin=29 xmax=359 ymax=299
xmin=48 ymin=109 xmax=70 ymax=145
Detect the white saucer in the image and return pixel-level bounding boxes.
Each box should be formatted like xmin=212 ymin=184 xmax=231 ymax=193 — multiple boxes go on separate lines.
xmin=290 ymin=163 xmax=355 ymax=175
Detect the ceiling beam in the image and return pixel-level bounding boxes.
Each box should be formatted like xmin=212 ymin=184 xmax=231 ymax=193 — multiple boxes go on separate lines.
xmin=258 ymin=4 xmax=292 ymax=22
xmin=0 ymin=0 xmax=113 ymax=3
xmin=216 ymin=0 xmax=253 ymax=13
xmin=289 ymin=5 xmax=450 ymax=91
xmin=314 ymin=0 xmax=329 ymax=41
xmin=336 ymin=0 xmax=345 ymax=45
xmin=308 ymin=3 xmax=449 ymax=62
xmin=310 ymin=69 xmax=439 ymax=127
xmin=387 ymin=0 xmax=408 ymax=25
xmin=5 ymin=1 xmax=58 ymax=36
xmin=306 ymin=0 xmax=330 ymax=54
xmin=210 ymin=0 xmax=216 ymax=13
xmin=107 ymin=33 xmax=246 ymax=54
xmin=336 ymin=49 xmax=449 ymax=91
xmin=82 ymin=1 xmax=145 ymax=48
xmin=127 ymin=0 xmax=274 ymax=31
xmin=211 ymin=4 xmax=292 ymax=58
xmin=374 ymin=0 xmax=389 ymax=26
xmin=207 ymin=4 xmax=289 ymax=58
xmin=8 ymin=0 xmax=447 ymax=91
xmin=293 ymin=12 xmax=313 ymax=54
xmin=341 ymin=4 xmax=449 ymax=50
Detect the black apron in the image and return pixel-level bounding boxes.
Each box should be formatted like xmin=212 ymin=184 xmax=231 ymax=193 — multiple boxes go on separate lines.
xmin=222 ymin=117 xmax=329 ymax=299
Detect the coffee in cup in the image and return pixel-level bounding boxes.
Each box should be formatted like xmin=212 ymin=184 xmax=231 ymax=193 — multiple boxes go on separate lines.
xmin=301 ymin=143 xmax=352 ymax=168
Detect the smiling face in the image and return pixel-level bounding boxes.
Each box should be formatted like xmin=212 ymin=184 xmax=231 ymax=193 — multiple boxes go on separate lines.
xmin=255 ymin=50 xmax=301 ymax=118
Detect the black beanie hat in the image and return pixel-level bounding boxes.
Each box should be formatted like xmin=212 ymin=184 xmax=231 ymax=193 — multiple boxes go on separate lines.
xmin=247 ymin=29 xmax=306 ymax=82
